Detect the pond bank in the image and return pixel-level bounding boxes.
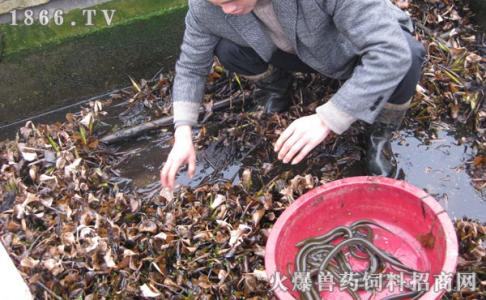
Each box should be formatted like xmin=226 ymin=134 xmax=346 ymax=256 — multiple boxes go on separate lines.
xmin=0 ymin=0 xmax=186 ymax=128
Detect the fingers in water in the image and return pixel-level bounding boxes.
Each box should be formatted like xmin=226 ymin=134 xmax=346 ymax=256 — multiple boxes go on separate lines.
xmin=160 ymin=159 xmax=172 ymax=188
xmin=168 ymin=158 xmax=183 ymax=189
xmin=188 ymin=153 xmax=196 ymax=178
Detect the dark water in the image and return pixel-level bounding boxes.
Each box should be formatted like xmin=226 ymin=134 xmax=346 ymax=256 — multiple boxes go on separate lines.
xmin=393 ymin=129 xmax=486 ymax=221
xmin=2 ymin=97 xmax=484 ymax=221
xmin=116 ymin=130 xmax=243 ymax=189
xmin=116 ymin=133 xmax=173 ymax=187
xmin=114 ymin=126 xmax=486 ymax=221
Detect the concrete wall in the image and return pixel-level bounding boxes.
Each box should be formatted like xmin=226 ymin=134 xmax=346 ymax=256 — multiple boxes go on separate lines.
xmin=0 ymin=0 xmax=49 ymax=14
xmin=0 ymin=0 xmax=187 ymax=133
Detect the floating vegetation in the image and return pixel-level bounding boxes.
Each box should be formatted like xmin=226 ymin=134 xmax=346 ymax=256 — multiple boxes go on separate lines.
xmin=403 ymin=0 xmax=486 ymax=190
xmin=0 ymin=0 xmax=484 ymax=299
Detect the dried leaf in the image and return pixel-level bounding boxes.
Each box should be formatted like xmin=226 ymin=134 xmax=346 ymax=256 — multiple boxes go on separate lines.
xmin=18 ymin=144 xmax=37 ymax=162
xmin=242 ymin=169 xmax=252 ymax=190
xmin=211 ymin=194 xmax=226 ymax=209
xmin=139 ymin=284 xmax=160 ymax=298
xmin=252 ymin=209 xmax=265 ymax=226
xmin=104 ymin=249 xmax=116 ymax=268
xmin=139 ymin=220 xmax=157 ymax=233
xmin=43 ymin=258 xmax=63 ymax=276
xmin=130 ymin=198 xmax=140 ymax=212
xmin=20 ymin=257 xmax=39 ymax=269
xmin=229 ymin=224 xmax=251 ymax=247
xmin=154 ymin=232 xmax=168 ymax=241
xmin=251 ymin=269 xmax=268 ymax=282
xmin=80 ymin=112 xmax=94 ymax=128
xmin=473 ymin=155 xmax=486 ymax=168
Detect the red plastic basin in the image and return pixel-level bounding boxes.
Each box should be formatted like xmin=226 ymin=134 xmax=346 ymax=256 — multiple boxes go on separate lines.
xmin=265 ymin=176 xmax=458 ymax=300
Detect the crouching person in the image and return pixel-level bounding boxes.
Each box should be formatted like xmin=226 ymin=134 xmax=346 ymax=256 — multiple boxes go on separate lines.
xmin=161 ymin=0 xmax=426 ymax=190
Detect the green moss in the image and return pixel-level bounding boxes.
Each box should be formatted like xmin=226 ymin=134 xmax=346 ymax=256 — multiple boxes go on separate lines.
xmin=0 ymin=0 xmax=187 ymax=56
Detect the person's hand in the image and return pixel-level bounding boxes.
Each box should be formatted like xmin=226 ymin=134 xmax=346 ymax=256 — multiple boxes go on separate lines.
xmin=160 ymin=125 xmax=196 ymax=190
xmin=274 ymin=114 xmax=331 ymax=164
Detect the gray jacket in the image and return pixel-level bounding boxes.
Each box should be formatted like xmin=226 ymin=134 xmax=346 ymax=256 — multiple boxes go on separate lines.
xmin=172 ymin=0 xmax=414 ymax=132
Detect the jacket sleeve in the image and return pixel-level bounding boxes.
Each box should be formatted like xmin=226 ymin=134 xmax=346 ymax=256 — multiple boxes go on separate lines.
xmin=172 ymin=4 xmax=220 ymax=128
xmin=318 ymin=0 xmax=413 ymax=124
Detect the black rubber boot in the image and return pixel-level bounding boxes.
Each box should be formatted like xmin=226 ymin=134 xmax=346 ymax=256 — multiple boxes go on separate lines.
xmin=254 ymin=66 xmax=292 ymax=113
xmin=366 ymin=122 xmax=398 ymax=178
xmin=365 ymin=100 xmax=411 ymax=178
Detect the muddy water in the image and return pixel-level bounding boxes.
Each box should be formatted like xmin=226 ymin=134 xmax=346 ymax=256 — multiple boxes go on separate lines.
xmin=2 ymin=94 xmax=484 ymax=221
xmin=115 ymin=126 xmax=486 ymax=221
xmin=115 ymin=132 xmax=173 ymax=187
xmin=393 ymin=130 xmax=486 ymax=220
xmin=116 ymin=130 xmax=244 ymax=189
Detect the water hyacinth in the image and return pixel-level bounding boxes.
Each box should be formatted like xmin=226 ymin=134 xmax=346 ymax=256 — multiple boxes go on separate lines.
xmin=0 ymin=0 xmax=484 ymax=299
